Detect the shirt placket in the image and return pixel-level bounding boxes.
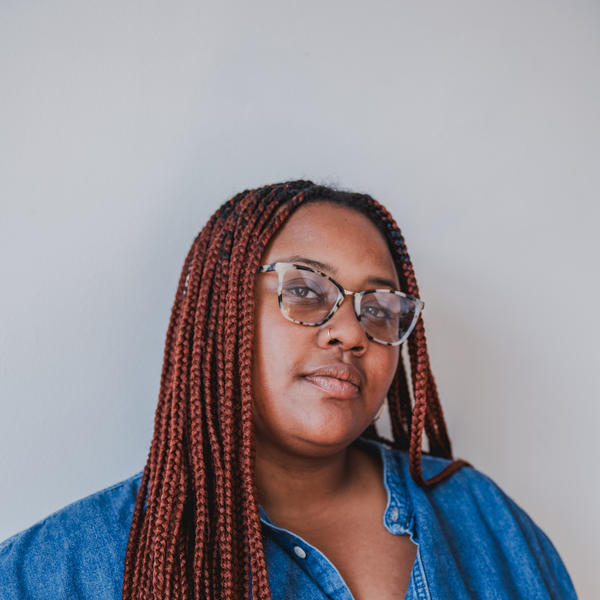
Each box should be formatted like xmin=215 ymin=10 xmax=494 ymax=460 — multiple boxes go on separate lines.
xmin=366 ymin=437 xmax=431 ymax=600
xmin=260 ymin=515 xmax=356 ymax=599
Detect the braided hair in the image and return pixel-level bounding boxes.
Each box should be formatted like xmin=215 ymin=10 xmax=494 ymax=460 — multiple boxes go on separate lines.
xmin=121 ymin=180 xmax=470 ymax=599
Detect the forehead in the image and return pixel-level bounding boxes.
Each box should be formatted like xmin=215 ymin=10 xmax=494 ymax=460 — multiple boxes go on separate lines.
xmin=262 ymin=202 xmax=399 ymax=287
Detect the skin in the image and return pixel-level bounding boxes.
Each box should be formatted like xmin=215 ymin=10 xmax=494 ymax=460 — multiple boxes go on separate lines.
xmin=252 ymin=202 xmax=401 ymax=519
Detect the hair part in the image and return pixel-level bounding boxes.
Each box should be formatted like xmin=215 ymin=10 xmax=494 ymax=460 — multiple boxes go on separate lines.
xmin=121 ymin=180 xmax=470 ymax=599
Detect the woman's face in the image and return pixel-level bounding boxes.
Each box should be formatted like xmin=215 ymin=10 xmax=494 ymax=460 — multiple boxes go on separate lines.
xmin=252 ymin=202 xmax=401 ymax=457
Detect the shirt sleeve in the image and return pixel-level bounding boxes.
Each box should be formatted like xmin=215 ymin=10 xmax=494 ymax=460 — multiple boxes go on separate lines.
xmin=455 ymin=465 xmax=578 ymax=599
xmin=413 ymin=453 xmax=579 ymax=599
xmin=0 ymin=474 xmax=140 ymax=600
xmin=493 ymin=482 xmax=578 ymax=599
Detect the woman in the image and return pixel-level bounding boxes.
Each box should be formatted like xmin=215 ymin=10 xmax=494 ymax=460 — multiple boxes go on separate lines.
xmin=0 ymin=181 xmax=576 ymax=599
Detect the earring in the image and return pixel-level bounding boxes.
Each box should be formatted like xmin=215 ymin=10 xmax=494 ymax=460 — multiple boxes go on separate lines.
xmin=372 ymin=403 xmax=385 ymax=423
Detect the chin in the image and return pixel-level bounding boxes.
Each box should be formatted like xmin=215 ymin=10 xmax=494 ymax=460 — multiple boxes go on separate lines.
xmin=293 ymin=422 xmax=362 ymax=452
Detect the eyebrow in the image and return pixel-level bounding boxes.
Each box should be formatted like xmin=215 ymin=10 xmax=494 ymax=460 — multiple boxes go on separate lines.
xmin=278 ymin=255 xmax=399 ymax=289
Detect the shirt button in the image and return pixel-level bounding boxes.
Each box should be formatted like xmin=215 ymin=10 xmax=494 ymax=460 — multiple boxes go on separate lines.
xmin=293 ymin=545 xmax=307 ymax=559
xmin=390 ymin=506 xmax=399 ymax=522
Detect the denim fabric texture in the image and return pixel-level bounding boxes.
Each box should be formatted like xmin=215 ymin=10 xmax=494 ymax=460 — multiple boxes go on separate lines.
xmin=0 ymin=436 xmax=577 ymax=599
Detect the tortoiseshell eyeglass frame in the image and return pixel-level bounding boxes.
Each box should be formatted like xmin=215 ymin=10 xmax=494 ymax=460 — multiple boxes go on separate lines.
xmin=257 ymin=262 xmax=424 ymax=347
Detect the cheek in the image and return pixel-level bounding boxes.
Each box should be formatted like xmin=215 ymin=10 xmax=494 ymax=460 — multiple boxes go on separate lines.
xmin=370 ymin=347 xmax=400 ymax=396
xmin=252 ymin=302 xmax=302 ymax=398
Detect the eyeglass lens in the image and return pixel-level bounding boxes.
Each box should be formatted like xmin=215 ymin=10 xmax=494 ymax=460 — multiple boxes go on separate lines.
xmin=280 ymin=268 xmax=418 ymax=343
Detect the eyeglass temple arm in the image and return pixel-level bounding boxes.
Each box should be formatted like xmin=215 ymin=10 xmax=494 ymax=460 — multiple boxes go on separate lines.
xmin=257 ymin=264 xmax=275 ymax=273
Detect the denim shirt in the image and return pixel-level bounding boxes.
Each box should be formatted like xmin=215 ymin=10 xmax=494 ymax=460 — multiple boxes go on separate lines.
xmin=0 ymin=437 xmax=577 ymax=599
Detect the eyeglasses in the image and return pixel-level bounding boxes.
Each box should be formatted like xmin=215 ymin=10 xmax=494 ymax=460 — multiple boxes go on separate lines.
xmin=257 ymin=262 xmax=424 ymax=346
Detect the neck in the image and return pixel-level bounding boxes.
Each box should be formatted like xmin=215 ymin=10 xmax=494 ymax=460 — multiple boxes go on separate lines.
xmin=253 ymin=437 xmax=362 ymax=522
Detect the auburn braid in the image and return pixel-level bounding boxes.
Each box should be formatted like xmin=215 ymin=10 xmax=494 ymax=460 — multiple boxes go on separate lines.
xmin=122 ymin=180 xmax=470 ymax=599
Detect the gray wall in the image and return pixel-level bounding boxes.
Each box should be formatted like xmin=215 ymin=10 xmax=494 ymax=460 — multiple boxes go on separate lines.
xmin=1 ymin=1 xmax=598 ymax=597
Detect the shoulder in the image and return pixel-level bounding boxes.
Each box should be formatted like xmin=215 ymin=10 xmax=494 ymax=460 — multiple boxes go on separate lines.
xmin=387 ymin=445 xmax=548 ymax=540
xmin=380 ymin=441 xmax=525 ymax=507
xmin=0 ymin=471 xmax=143 ymax=600
xmin=382 ymin=444 xmax=577 ymax=598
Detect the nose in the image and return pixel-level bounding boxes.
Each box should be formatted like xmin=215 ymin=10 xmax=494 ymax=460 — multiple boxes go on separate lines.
xmin=319 ymin=293 xmax=368 ymax=354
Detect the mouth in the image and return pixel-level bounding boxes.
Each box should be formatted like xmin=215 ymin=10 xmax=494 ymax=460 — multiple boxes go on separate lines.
xmin=301 ymin=363 xmax=363 ymax=400
xmin=302 ymin=375 xmax=360 ymax=399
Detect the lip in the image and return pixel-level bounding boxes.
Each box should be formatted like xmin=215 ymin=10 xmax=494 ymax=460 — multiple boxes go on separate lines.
xmin=301 ymin=363 xmax=363 ymax=399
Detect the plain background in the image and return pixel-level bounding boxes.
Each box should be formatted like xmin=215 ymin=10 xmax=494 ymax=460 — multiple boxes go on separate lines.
xmin=1 ymin=1 xmax=598 ymax=597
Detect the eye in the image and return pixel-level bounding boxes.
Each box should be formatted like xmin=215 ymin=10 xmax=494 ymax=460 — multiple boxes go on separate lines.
xmin=281 ymin=272 xmax=332 ymax=307
xmin=282 ymin=279 xmax=327 ymax=303
xmin=287 ymin=286 xmax=319 ymax=299
xmin=362 ymin=305 xmax=393 ymax=320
